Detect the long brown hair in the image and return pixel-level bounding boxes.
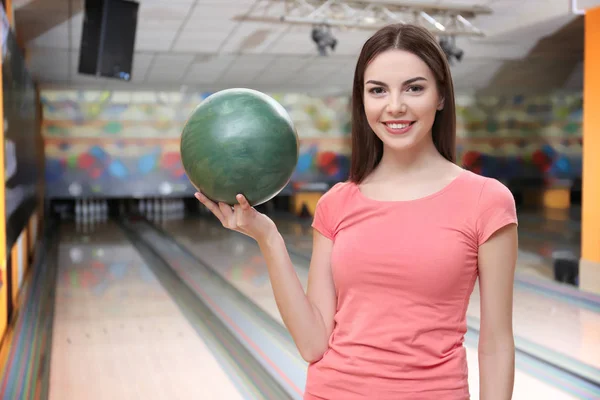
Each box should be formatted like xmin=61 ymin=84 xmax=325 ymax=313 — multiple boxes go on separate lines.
xmin=349 ymin=23 xmax=456 ymax=183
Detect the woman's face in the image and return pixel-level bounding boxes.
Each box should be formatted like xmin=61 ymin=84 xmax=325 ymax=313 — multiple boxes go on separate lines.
xmin=363 ymin=49 xmax=443 ymax=154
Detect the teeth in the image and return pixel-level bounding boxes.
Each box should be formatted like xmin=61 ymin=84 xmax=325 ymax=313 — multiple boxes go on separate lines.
xmin=386 ymin=122 xmax=410 ymax=129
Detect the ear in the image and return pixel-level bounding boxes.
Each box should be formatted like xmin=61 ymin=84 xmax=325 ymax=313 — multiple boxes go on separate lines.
xmin=437 ymin=97 xmax=445 ymax=111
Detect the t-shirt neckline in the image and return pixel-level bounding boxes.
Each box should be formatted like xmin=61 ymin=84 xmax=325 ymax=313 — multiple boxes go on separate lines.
xmin=352 ymin=169 xmax=468 ymax=204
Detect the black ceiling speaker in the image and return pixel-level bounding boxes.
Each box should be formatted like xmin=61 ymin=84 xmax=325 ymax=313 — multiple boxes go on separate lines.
xmin=78 ymin=0 xmax=139 ymax=81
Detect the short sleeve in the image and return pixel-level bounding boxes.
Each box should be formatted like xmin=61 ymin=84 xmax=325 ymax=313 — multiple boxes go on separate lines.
xmin=311 ymin=183 xmax=343 ymax=240
xmin=476 ymin=179 xmax=518 ymax=246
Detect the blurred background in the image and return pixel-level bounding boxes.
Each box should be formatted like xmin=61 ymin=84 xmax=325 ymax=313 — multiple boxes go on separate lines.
xmin=0 ymin=0 xmax=598 ymax=399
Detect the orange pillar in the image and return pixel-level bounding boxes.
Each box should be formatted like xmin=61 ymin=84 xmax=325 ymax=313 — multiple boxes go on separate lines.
xmin=10 ymin=243 xmax=18 ymax=306
xmin=3 ymin=0 xmax=13 ymax=28
xmin=580 ymin=7 xmax=600 ymax=294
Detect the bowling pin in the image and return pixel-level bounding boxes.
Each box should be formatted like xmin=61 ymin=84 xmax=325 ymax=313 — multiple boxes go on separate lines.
xmin=75 ymin=199 xmax=81 ymax=221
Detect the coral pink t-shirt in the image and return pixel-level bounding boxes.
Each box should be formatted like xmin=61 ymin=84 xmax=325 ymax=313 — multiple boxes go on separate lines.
xmin=305 ymin=169 xmax=517 ymax=400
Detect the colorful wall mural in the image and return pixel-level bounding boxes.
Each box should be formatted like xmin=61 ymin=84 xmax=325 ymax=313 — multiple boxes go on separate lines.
xmin=456 ymin=94 xmax=582 ymax=186
xmin=41 ymin=89 xmax=582 ymax=199
xmin=41 ymin=90 xmax=353 ymax=198
xmin=44 ymin=137 xmax=193 ymax=197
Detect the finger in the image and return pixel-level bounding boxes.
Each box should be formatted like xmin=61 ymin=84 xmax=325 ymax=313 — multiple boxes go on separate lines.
xmin=195 ymin=192 xmax=226 ymax=223
xmin=195 ymin=191 xmax=210 ymax=203
xmin=236 ymin=194 xmax=252 ymax=210
xmin=195 ymin=191 xmax=217 ymax=210
xmin=218 ymin=202 xmax=234 ymax=221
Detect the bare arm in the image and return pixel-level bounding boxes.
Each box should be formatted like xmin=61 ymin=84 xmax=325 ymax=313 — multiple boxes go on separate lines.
xmin=258 ymin=228 xmax=337 ymax=362
xmin=477 ymin=223 xmax=518 ymax=400
xmin=194 ymin=191 xmax=337 ymax=363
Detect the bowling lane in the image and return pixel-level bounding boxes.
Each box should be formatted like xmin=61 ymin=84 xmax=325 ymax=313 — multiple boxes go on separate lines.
xmin=49 ymin=221 xmax=245 ymax=400
xmin=271 ymin=215 xmax=600 ymax=376
xmin=155 ymin=218 xmax=306 ymax=325
xmin=517 ymin=210 xmax=581 ymax=279
xmin=158 ymin=217 xmax=585 ymax=400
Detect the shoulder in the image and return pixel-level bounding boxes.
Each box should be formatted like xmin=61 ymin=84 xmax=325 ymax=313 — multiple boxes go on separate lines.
xmin=316 ymin=180 xmax=354 ymax=207
xmin=476 ymin=175 xmax=516 ymax=213
xmin=458 ymin=170 xmax=515 ymax=205
xmin=312 ymin=181 xmax=355 ymax=240
xmin=461 ymin=172 xmax=517 ymax=245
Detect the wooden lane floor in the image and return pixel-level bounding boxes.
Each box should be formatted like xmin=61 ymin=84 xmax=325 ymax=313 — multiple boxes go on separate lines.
xmin=157 ymin=217 xmax=597 ymax=399
xmin=48 ymin=221 xmax=246 ymax=400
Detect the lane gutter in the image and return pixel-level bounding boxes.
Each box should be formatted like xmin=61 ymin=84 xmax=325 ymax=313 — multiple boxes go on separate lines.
xmin=119 ymin=218 xmax=295 ymax=400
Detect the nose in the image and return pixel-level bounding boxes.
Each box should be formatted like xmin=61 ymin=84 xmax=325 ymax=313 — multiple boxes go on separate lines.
xmin=387 ymin=94 xmax=406 ymax=115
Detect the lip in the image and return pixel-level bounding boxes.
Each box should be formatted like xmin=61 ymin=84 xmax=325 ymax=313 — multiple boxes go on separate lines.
xmin=382 ymin=120 xmax=414 ymax=124
xmin=381 ymin=120 xmax=416 ymax=135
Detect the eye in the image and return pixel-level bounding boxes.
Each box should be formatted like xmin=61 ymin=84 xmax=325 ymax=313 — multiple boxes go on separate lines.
xmin=368 ymin=87 xmax=386 ymax=95
xmin=406 ymin=85 xmax=424 ymax=93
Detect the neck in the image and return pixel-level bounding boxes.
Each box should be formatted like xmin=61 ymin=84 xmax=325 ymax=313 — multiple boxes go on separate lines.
xmin=376 ymin=135 xmax=448 ymax=179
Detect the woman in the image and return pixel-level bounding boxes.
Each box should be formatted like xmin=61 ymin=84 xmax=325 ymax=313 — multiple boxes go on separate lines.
xmin=195 ymin=23 xmax=518 ymax=400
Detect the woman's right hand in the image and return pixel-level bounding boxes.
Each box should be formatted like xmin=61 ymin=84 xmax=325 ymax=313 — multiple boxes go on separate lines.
xmin=194 ymin=191 xmax=277 ymax=244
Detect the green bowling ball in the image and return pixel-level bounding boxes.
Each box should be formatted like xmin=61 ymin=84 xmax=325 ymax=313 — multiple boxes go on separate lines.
xmin=180 ymin=88 xmax=299 ymax=206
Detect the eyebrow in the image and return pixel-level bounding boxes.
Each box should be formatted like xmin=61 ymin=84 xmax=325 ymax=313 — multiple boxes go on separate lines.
xmin=365 ymin=77 xmax=427 ymax=87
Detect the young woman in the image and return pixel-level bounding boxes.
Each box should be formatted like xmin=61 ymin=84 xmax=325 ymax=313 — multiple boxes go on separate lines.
xmin=195 ymin=23 xmax=518 ymax=400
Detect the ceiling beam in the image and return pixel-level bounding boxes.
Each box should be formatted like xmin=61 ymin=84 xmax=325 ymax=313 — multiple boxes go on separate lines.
xmin=235 ymin=0 xmax=491 ymax=36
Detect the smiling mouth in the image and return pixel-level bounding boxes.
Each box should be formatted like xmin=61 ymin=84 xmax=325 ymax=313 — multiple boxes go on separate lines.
xmin=383 ymin=121 xmax=415 ymax=129
xmin=380 ymin=120 xmax=416 ymax=135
